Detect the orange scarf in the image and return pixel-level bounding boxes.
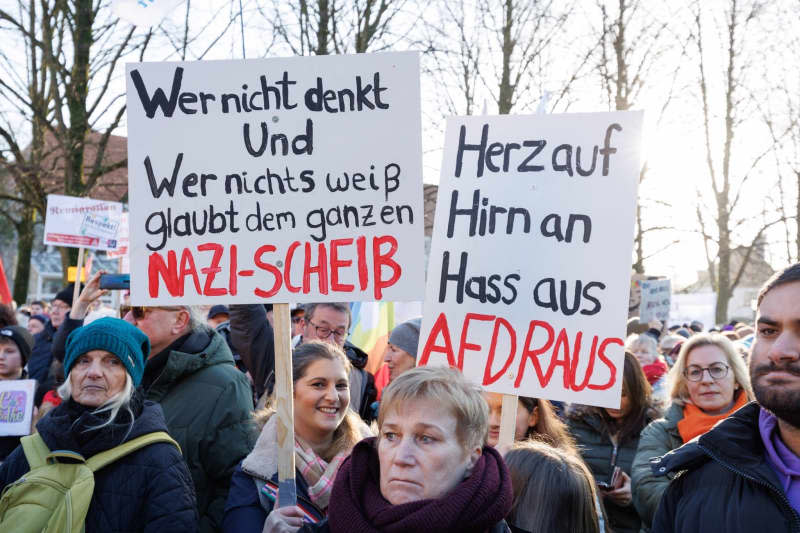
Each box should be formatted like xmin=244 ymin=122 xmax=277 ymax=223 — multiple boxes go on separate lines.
xmin=677 ymin=390 xmax=748 ymax=443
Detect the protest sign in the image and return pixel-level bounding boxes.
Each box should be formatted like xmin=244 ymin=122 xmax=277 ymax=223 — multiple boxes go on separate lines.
xmin=418 ymin=112 xmax=643 ymax=409
xmin=44 ymin=194 xmax=123 ymax=251
xmin=0 ymin=380 xmax=36 ymax=437
xmin=107 ymin=212 xmax=129 ymax=259
xmin=125 ymin=52 xmax=425 ymax=305
xmin=640 ymin=279 xmax=671 ymax=323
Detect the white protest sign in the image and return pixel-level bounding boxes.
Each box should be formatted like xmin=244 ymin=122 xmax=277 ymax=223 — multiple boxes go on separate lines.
xmin=44 ymin=194 xmax=123 ymax=251
xmin=125 ymin=52 xmax=424 ymax=305
xmin=418 ymin=112 xmax=643 ymax=409
xmin=107 ymin=212 xmax=129 ymax=259
xmin=640 ymin=279 xmax=671 ymax=323
xmin=0 ymin=379 xmax=36 ymax=436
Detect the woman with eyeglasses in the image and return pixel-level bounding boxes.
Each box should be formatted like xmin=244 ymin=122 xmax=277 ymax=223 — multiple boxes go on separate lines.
xmin=631 ymin=333 xmax=753 ymax=531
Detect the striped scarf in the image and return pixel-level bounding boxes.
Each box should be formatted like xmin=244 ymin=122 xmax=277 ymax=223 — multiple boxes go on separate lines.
xmin=294 ymin=436 xmax=348 ymax=510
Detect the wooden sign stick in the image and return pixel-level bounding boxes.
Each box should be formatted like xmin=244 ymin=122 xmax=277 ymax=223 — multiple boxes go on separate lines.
xmin=72 ymin=247 xmax=85 ymax=303
xmin=498 ymin=393 xmax=518 ymax=447
xmin=272 ymin=303 xmax=297 ymax=507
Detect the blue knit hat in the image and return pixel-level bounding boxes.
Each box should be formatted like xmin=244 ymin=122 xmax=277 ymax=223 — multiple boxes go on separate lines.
xmin=64 ymin=317 xmax=150 ymax=386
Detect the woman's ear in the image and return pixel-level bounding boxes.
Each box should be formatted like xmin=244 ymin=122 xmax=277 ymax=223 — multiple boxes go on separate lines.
xmin=528 ymin=405 xmax=540 ymax=429
xmin=464 ymin=446 xmax=482 ymax=478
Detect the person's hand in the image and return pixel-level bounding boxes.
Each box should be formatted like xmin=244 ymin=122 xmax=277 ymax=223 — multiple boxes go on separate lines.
xmin=603 ymin=471 xmax=632 ymax=506
xmin=262 ymin=506 xmax=305 ymax=533
xmin=70 ymin=270 xmax=108 ymax=320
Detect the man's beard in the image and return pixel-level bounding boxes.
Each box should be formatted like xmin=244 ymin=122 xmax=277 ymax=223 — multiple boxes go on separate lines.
xmin=752 ymin=361 xmax=800 ymax=428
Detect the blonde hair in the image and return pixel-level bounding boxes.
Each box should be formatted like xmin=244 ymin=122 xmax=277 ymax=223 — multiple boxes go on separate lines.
xmin=256 ymin=340 xmax=360 ymax=461
xmin=379 ymin=365 xmax=488 ymax=452
xmin=667 ymin=333 xmax=753 ymax=406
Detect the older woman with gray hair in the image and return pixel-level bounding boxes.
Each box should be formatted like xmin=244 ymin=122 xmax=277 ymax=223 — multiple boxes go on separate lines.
xmin=268 ymin=365 xmax=513 ymax=533
xmin=382 ymin=317 xmax=422 ymax=384
xmin=0 ymin=317 xmax=198 ymax=532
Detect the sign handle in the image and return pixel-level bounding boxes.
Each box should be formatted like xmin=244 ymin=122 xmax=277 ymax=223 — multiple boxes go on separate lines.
xmin=273 ymin=303 xmax=297 ymax=507
xmin=498 ymin=394 xmax=518 ymax=447
xmin=73 ymin=247 xmax=85 ymax=304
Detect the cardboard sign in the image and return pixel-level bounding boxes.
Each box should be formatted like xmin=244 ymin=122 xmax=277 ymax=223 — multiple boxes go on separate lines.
xmin=125 ymin=52 xmax=425 ymax=305
xmin=418 ymin=112 xmax=643 ymax=409
xmin=640 ymin=279 xmax=671 ymax=323
xmin=0 ymin=380 xmax=36 ymax=436
xmin=44 ymin=194 xmax=123 ymax=251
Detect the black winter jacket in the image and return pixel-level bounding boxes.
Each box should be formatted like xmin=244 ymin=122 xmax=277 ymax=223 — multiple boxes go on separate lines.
xmin=143 ymin=327 xmax=256 ymax=533
xmin=27 ymin=320 xmax=55 ymax=384
xmin=652 ymin=402 xmax=800 ymax=533
xmin=0 ymin=392 xmax=198 ymax=533
xmin=567 ymin=408 xmax=652 ymax=533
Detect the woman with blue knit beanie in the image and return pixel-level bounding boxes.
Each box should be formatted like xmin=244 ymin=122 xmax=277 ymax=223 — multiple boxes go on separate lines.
xmin=0 ymin=317 xmax=199 ymax=532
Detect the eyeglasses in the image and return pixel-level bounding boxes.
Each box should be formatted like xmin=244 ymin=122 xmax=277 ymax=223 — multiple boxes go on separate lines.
xmin=684 ymin=362 xmax=730 ymax=382
xmin=120 ymin=305 xmax=184 ymax=320
xmin=306 ymin=319 xmax=347 ymax=341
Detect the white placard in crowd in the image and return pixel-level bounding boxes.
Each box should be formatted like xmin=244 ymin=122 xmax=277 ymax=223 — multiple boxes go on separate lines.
xmin=43 ymin=194 xmax=123 ymax=251
xmin=0 ymin=379 xmax=36 ymax=437
xmin=640 ymin=279 xmax=671 ymax=323
xmin=106 ymin=212 xmax=129 ymax=258
xmin=125 ymin=52 xmax=425 ymax=305
xmin=419 ymin=112 xmax=643 ymax=409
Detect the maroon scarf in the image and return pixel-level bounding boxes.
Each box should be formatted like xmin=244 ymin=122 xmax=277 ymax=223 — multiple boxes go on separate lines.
xmin=327 ymin=437 xmax=512 ymax=533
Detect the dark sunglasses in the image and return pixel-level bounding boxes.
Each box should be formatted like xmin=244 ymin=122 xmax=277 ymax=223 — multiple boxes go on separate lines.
xmin=120 ymin=305 xmax=184 ymax=319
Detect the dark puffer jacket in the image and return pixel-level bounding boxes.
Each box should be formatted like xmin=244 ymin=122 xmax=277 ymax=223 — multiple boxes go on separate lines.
xmin=0 ymin=392 xmax=198 ymax=532
xmin=631 ymin=403 xmax=684 ymax=530
xmin=567 ymin=408 xmax=650 ymax=533
xmin=143 ymin=327 xmax=256 ymax=533
xmin=652 ymin=402 xmax=800 ymax=533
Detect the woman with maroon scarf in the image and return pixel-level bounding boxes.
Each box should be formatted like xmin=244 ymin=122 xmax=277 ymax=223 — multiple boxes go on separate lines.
xmin=266 ymin=365 xmax=513 ymax=533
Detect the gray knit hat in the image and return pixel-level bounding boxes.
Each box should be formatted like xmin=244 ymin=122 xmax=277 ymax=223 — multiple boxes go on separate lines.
xmin=388 ymin=317 xmax=422 ymax=359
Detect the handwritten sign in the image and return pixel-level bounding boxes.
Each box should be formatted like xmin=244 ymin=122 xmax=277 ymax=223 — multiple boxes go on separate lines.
xmin=0 ymin=380 xmax=36 ymax=436
xmin=640 ymin=279 xmax=671 ymax=323
xmin=44 ymin=195 xmax=123 ymax=251
xmin=418 ymin=112 xmax=643 ymax=409
xmin=125 ymin=52 xmax=425 ymax=305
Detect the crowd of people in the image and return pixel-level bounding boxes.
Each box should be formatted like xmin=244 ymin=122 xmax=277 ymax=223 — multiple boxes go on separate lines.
xmin=0 ymin=263 xmax=799 ymax=532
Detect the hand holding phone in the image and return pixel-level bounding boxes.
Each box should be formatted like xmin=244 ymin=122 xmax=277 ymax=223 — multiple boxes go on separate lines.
xmin=99 ymin=273 xmax=130 ymax=290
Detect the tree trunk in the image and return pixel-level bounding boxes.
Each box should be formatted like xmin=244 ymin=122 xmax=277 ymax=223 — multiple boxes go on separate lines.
xmin=59 ymin=247 xmax=79 ymax=285
xmin=715 ymin=201 xmax=731 ymax=324
xmin=633 ymin=202 xmax=644 ymax=273
xmin=497 ymin=0 xmax=514 ymax=114
xmin=317 ymin=0 xmax=330 ymax=55
xmin=12 ymin=209 xmax=34 ymax=305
